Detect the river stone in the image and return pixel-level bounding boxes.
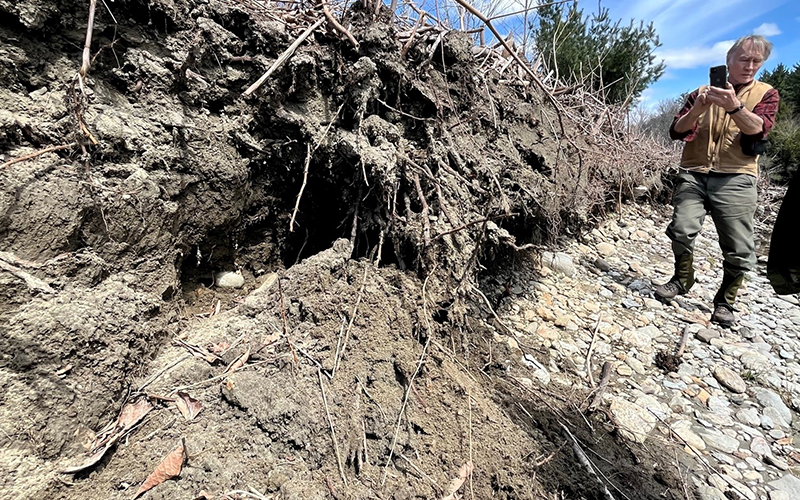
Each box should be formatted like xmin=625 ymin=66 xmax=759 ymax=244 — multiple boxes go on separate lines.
xmin=764 ymin=454 xmax=790 ymax=471
xmin=696 ymin=485 xmax=727 ymax=500
xmin=609 ymin=397 xmax=656 ymax=443
xmin=541 ymin=251 xmax=576 ymax=276
xmin=769 ymin=474 xmax=800 ymax=498
xmin=697 ymin=329 xmax=721 ymax=344
xmin=740 ymin=350 xmax=771 ymax=371
xmin=736 ymin=408 xmax=761 ymax=427
xmin=769 ymin=491 xmax=791 ymax=500
xmin=769 ymin=429 xmax=785 ymax=440
xmin=749 ymin=436 xmax=770 ymax=457
xmin=698 ymin=429 xmax=740 ymax=453
xmin=596 ymin=242 xmax=616 ymax=257
xmin=671 ymin=419 xmax=706 ymax=450
xmin=707 ymin=395 xmax=731 ymax=414
xmin=216 ymin=270 xmax=245 ymax=288
xmin=713 ymin=365 xmax=747 ymax=393
xmin=741 ymin=470 xmax=763 ymax=482
xmin=625 ymin=356 xmax=647 ymax=374
xmin=621 ymin=329 xmax=652 ymax=351
xmin=755 ymin=389 xmax=793 ymax=424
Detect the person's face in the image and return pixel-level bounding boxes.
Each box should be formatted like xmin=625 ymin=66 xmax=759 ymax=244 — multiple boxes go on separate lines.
xmin=727 ymin=41 xmax=765 ymax=85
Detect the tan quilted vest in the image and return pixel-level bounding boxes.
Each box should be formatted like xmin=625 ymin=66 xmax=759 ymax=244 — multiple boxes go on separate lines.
xmin=680 ymin=80 xmax=773 ymax=176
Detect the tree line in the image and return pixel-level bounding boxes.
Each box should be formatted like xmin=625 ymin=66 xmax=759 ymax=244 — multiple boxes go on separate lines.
xmin=760 ymin=63 xmax=800 ymax=181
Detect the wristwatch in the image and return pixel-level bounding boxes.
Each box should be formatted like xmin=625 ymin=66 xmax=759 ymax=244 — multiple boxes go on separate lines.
xmin=727 ymin=103 xmax=745 ymax=115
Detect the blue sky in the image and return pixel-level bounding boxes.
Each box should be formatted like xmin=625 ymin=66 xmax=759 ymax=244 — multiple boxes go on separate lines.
xmin=598 ymin=0 xmax=800 ymax=106
xmin=409 ymin=0 xmax=799 ymax=106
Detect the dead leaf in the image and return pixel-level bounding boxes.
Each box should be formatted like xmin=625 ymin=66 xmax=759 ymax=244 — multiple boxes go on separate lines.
xmin=174 ymin=392 xmax=202 ymax=421
xmin=262 ymin=331 xmax=281 ymax=346
xmin=61 ymin=398 xmax=153 ymax=474
xmin=441 ymin=461 xmax=474 ymax=500
xmin=134 ymin=441 xmax=185 ymax=499
xmin=116 ymin=399 xmax=154 ymax=434
xmin=776 ymin=436 xmax=794 ymax=446
xmin=224 ymin=347 xmax=250 ymax=374
xmin=60 ymin=442 xmax=115 ymax=474
xmin=209 ymin=342 xmax=230 ymax=354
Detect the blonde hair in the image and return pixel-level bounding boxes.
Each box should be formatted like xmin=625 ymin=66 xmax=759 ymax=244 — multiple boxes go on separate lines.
xmin=727 ymin=35 xmax=772 ymax=64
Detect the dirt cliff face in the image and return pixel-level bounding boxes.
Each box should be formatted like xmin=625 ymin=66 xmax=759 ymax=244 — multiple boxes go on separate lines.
xmin=0 ymin=1 xmax=680 ymax=498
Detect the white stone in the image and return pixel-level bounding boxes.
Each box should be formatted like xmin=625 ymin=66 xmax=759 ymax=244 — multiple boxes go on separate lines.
xmin=755 ymin=389 xmax=793 ymax=424
xmin=541 ymin=251 xmax=576 ymax=276
xmin=596 ymin=242 xmax=617 ymax=257
xmin=216 ymin=270 xmax=245 ymax=288
xmin=671 ymin=419 xmax=706 ymax=450
xmin=769 ymin=474 xmax=800 ymax=499
xmin=610 ymin=397 xmax=656 ymax=443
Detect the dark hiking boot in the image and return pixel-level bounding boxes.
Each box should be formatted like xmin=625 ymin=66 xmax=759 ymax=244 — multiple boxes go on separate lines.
xmin=656 ymin=253 xmax=695 ymax=301
xmin=711 ymin=304 xmax=735 ymax=328
xmin=713 ymin=272 xmax=744 ymax=308
xmin=655 ymin=280 xmax=686 ymax=300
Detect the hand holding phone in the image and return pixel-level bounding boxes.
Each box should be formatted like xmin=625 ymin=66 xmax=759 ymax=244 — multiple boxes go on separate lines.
xmin=710 ymin=65 xmax=727 ymax=88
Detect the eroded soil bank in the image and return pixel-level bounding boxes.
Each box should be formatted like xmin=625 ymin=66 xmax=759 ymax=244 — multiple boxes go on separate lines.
xmin=0 ymin=1 xmax=682 ymax=498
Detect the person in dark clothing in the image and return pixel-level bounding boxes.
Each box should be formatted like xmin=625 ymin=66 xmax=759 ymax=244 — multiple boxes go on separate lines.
xmin=768 ymin=170 xmax=800 ymax=295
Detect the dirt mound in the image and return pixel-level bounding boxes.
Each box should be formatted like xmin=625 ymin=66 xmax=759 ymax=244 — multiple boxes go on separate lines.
xmin=0 ymin=1 xmax=682 ymax=498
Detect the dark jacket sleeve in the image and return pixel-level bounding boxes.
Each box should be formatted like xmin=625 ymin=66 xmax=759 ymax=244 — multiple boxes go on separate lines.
xmin=670 ymin=90 xmax=700 ymax=141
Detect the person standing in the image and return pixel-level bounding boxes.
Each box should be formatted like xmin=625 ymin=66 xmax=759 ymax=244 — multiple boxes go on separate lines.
xmin=655 ymin=35 xmax=780 ymax=327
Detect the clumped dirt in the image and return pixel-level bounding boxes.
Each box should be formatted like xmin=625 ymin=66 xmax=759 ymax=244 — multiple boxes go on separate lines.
xmin=1 ymin=1 xmax=685 ymax=499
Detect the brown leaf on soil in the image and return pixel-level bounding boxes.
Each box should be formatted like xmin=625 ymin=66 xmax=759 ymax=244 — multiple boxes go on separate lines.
xmin=441 ymin=461 xmax=474 ymax=500
xmin=60 ymin=442 xmax=116 ymax=474
xmin=174 ymin=392 xmax=202 ymax=421
xmin=224 ymin=346 xmax=250 ymax=373
xmin=262 ymin=331 xmax=281 ymax=346
xmin=133 ymin=441 xmax=185 ymax=499
xmin=61 ymin=398 xmax=153 ymax=474
xmin=208 ymin=341 xmax=230 ymax=354
xmin=116 ymin=399 xmax=154 ymax=433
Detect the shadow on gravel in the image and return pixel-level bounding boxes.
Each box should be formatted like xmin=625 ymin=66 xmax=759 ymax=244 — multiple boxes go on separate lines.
xmin=506 ymin=398 xmax=687 ymax=500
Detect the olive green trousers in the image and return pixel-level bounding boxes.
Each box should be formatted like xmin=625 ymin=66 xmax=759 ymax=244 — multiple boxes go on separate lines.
xmin=665 ymin=171 xmax=758 ymax=306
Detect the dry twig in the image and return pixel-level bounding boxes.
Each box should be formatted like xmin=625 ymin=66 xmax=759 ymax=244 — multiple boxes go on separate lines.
xmin=318 ymin=369 xmax=348 ymax=488
xmin=79 ymin=0 xmax=98 ymax=81
xmin=1 ymin=143 xmax=78 ymax=169
xmin=318 ymin=0 xmax=358 ymax=49
xmin=584 ymin=315 xmax=602 ymax=387
xmin=0 ymin=257 xmax=55 ymax=294
xmin=244 ymin=17 xmax=325 ymax=96
xmin=332 ymin=265 xmax=369 ymax=377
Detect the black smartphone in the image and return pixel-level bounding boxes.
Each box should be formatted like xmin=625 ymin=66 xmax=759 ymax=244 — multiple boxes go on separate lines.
xmin=710 ymin=65 xmax=727 ymax=88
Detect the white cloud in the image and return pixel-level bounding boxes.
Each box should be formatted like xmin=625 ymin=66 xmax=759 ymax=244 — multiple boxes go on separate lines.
xmin=655 ymin=40 xmax=735 ymax=70
xmin=753 ymin=22 xmax=781 ymax=36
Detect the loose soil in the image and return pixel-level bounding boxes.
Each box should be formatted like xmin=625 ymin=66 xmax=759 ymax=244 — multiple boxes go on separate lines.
xmin=1 ymin=1 xmax=686 ymax=499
